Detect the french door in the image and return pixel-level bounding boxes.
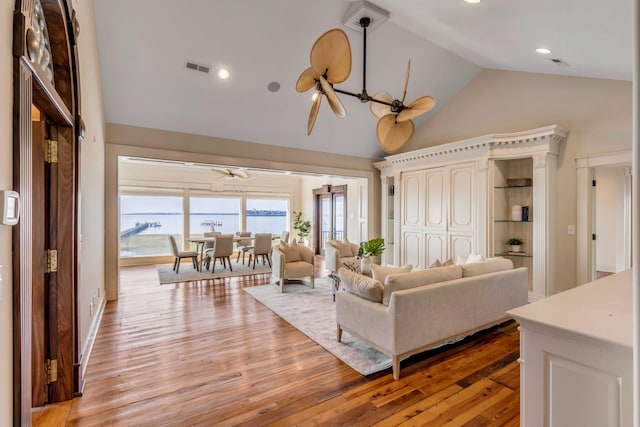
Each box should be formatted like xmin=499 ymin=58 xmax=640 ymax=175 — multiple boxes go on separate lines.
xmin=313 ymin=185 xmax=347 ymax=254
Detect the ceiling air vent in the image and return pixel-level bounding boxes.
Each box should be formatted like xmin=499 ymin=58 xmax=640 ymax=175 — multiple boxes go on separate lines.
xmin=185 ymin=60 xmax=211 ymax=74
xmin=550 ymin=58 xmax=570 ymax=67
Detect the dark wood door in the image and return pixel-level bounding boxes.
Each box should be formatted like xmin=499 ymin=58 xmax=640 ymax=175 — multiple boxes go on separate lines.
xmin=31 ymin=120 xmax=48 ymax=407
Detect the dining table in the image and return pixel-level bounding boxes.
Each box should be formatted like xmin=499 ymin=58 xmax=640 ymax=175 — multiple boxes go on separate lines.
xmin=187 ymin=234 xmax=280 ymax=272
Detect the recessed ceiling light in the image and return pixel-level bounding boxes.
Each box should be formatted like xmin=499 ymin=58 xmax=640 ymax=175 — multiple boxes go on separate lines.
xmin=464 ymin=0 xmax=481 ymax=4
xmin=536 ymin=48 xmax=552 ymax=54
xmin=217 ymin=67 xmax=230 ymax=80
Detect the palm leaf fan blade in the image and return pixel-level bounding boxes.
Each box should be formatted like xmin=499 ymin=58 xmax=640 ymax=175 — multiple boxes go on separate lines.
xmin=310 ymin=29 xmax=352 ymax=84
xmin=319 ymin=76 xmax=346 ymax=119
xmin=307 ymin=93 xmax=322 ymax=135
xmin=296 ymin=67 xmax=317 ymax=92
xmin=369 ymin=92 xmax=393 ymax=119
xmin=396 ymin=96 xmax=436 ymax=122
xmin=376 ymin=114 xmax=414 ymax=154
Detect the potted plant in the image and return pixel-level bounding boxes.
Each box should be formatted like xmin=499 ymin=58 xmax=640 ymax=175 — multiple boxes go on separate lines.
xmin=506 ymin=237 xmax=523 ymax=253
xmin=292 ymin=211 xmax=311 ymax=244
xmin=357 ymin=238 xmax=386 ymax=273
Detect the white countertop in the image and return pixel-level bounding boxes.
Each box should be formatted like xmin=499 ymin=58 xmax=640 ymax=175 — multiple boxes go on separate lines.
xmin=508 ymin=269 xmax=633 ymax=350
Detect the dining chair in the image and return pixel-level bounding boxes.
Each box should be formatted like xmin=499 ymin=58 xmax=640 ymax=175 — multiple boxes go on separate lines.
xmin=248 ymin=233 xmax=272 ymax=269
xmin=235 ymin=231 xmax=253 ymax=264
xmin=168 ymin=235 xmax=199 ymax=273
xmin=204 ymin=234 xmax=234 ymax=272
xmin=280 ymin=230 xmax=290 ymax=243
xmin=201 ymin=231 xmax=221 ymax=269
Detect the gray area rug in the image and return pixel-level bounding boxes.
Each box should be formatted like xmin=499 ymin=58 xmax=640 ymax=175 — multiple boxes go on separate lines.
xmin=244 ymin=279 xmax=392 ymax=376
xmin=157 ymin=261 xmax=271 ymax=284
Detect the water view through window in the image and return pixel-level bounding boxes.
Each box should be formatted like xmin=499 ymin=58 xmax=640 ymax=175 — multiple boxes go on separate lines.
xmin=120 ymin=194 xmax=289 ymax=257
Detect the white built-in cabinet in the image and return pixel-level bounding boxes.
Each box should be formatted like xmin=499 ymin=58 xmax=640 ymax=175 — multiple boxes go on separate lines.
xmin=375 ymin=125 xmax=568 ymax=301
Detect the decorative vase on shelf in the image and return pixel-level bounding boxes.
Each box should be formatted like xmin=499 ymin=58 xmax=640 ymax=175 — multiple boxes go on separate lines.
xmin=511 ymin=205 xmax=522 ymax=221
xmin=510 ymin=245 xmax=522 ymax=253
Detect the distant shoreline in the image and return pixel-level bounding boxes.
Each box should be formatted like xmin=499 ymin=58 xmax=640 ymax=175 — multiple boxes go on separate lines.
xmin=123 ymin=212 xmax=286 ymax=216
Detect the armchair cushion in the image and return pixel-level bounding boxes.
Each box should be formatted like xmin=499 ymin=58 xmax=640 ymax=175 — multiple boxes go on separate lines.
xmin=278 ymin=240 xmax=302 ymax=262
xmin=333 ymin=240 xmax=355 ymax=257
xmin=338 ymin=268 xmax=384 ymax=303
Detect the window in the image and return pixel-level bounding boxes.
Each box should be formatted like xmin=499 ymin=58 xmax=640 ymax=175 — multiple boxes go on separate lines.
xmin=119 ymin=194 xmax=183 ymax=257
xmin=245 ymin=198 xmax=288 ymax=234
xmin=190 ymin=196 xmax=241 ymax=236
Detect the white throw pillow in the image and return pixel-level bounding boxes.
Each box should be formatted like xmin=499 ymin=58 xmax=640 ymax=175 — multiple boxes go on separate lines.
xmin=370 ymin=264 xmax=413 ymax=283
xmin=455 ymin=255 xmax=468 ymax=265
xmin=466 ymin=251 xmax=484 ymax=264
xmin=338 ymin=268 xmax=384 ymax=303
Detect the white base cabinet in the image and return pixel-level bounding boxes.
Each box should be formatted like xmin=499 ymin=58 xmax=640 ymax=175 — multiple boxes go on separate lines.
xmin=508 ymin=270 xmax=632 ymax=426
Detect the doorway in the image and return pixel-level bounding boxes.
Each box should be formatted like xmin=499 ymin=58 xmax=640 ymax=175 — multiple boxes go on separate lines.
xmin=313 ymin=185 xmax=347 ymax=255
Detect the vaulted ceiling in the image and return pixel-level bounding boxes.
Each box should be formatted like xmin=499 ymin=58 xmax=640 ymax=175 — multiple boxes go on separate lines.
xmin=93 ymin=0 xmax=631 ymax=160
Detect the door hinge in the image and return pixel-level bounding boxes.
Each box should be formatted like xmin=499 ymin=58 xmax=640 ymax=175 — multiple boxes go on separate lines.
xmin=592 ymin=233 xmax=596 ymax=241
xmin=592 ymin=179 xmax=596 ymax=187
xmin=44 ymin=139 xmax=58 ymax=163
xmin=45 ymin=249 xmax=58 ymax=273
xmin=45 ymin=359 xmax=58 ymax=384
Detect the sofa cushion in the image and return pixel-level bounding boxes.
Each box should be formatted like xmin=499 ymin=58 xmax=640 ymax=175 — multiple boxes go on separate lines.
xmin=278 ymin=241 xmax=301 ymax=262
xmin=338 ymin=268 xmax=384 ymax=303
xmin=461 ymin=258 xmax=513 ymax=277
xmin=382 ymin=265 xmax=463 ymax=306
xmin=370 ymin=264 xmax=413 ymax=283
xmin=332 ymin=240 xmax=355 ymax=257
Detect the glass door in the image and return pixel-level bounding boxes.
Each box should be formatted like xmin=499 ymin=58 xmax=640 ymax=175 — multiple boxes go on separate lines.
xmin=314 ymin=185 xmax=347 ymax=254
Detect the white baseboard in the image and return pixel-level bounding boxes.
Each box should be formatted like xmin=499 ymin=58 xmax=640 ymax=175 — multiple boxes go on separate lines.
xmin=79 ymin=296 xmax=106 ymax=387
xmin=596 ymin=263 xmax=616 ymax=273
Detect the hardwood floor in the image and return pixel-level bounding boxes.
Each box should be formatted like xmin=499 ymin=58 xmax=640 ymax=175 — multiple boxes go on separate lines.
xmin=33 ymin=259 xmax=521 ymax=426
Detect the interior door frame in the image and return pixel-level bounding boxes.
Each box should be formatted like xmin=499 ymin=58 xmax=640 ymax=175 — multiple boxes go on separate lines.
xmin=13 ymin=0 xmax=82 ymax=423
xmin=576 ymin=150 xmax=632 ymax=285
xmin=313 ymin=185 xmax=347 ymax=254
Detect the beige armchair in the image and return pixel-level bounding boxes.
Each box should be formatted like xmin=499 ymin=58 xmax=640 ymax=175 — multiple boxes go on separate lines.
xmin=325 ymin=239 xmax=359 ymax=273
xmin=271 ymin=241 xmax=315 ymax=293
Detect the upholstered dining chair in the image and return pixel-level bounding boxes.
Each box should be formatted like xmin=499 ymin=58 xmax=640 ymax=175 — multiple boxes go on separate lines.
xmin=235 ymin=231 xmax=253 ymax=264
xmin=280 ymin=230 xmax=290 ymax=243
xmin=248 ymin=233 xmax=272 ymax=269
xmin=204 ymin=234 xmax=234 ymax=272
xmin=168 ymin=235 xmax=199 ymax=273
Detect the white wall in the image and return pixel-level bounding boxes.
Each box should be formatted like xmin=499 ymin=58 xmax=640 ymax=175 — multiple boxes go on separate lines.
xmin=75 ymin=0 xmax=107 ymax=373
xmin=407 ymin=69 xmax=632 ymax=293
xmin=1 ymin=0 xmax=15 ymax=423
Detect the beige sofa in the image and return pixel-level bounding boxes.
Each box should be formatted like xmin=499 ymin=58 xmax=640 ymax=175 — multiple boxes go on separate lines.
xmin=325 ymin=239 xmax=360 ymax=273
xmin=336 ymin=259 xmax=528 ymax=379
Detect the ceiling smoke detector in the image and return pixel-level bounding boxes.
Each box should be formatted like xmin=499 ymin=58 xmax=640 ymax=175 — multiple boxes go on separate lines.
xmin=342 ymin=1 xmax=389 ymax=33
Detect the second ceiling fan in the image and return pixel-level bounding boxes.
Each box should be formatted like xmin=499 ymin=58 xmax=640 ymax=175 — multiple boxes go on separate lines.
xmin=296 ymin=7 xmax=436 ymax=154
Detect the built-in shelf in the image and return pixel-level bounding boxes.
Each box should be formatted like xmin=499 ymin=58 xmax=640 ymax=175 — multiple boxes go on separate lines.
xmin=494 ymin=185 xmax=533 ymax=189
xmin=496 ymin=252 xmax=533 ymax=258
xmin=494 ymin=220 xmax=533 ymax=223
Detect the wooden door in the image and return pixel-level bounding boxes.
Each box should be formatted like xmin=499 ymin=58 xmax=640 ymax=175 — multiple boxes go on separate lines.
xmin=31 ymin=120 xmax=48 ymax=407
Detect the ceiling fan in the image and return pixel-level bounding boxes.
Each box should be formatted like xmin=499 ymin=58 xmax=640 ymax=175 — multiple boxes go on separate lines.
xmin=296 ymin=4 xmax=436 ymax=154
xmin=211 ymin=168 xmax=250 ymax=180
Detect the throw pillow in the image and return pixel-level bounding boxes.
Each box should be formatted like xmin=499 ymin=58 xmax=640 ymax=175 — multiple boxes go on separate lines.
xmin=278 ymin=241 xmax=301 ymax=262
xmin=461 ymin=258 xmax=513 ymax=277
xmin=332 ymin=240 xmax=354 ymax=257
xmin=338 ymin=268 xmax=384 ymax=303
xmin=370 ymin=264 xmax=413 ymax=284
xmin=382 ymin=265 xmax=462 ymax=306
xmin=429 ymin=259 xmax=443 ymax=269
xmin=466 ymin=251 xmax=484 ymax=264
xmin=455 ymin=255 xmax=468 ymax=265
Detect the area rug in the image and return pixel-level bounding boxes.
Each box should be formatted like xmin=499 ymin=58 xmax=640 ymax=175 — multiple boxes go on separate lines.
xmin=157 ymin=261 xmax=271 ymax=284
xmin=244 ymin=279 xmax=392 ymax=376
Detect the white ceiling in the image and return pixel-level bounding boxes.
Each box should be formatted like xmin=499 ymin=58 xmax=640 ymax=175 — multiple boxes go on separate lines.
xmin=93 ymin=0 xmax=632 ymax=160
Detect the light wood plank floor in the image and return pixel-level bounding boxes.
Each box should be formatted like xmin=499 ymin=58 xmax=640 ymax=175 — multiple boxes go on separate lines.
xmin=34 ymin=259 xmax=521 ymax=426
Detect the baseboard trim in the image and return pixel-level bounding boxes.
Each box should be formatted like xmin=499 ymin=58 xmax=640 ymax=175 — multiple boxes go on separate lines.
xmin=79 ymin=297 xmax=107 ymax=384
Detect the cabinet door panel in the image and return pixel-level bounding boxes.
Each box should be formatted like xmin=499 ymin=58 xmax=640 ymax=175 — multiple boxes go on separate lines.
xmin=402 ymin=172 xmax=422 ymax=227
xmin=450 ymin=166 xmax=474 ymax=231
xmin=424 ymin=232 xmax=446 ymax=267
xmin=402 ymin=231 xmax=422 ymax=269
xmin=449 ymin=233 xmax=473 ymax=261
xmin=425 ymin=169 xmax=445 ymax=229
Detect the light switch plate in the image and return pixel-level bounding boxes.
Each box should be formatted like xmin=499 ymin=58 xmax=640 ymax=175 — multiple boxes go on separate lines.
xmin=568 ymin=225 xmax=576 ymax=235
